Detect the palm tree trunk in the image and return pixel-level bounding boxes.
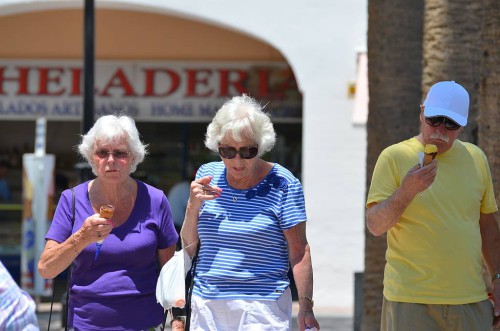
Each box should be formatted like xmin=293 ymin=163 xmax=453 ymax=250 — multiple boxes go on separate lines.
xmin=478 ymin=0 xmax=500 ymax=198
xmin=478 ymin=0 xmax=500 ymax=295
xmin=363 ymin=1 xmax=424 ymax=330
xmin=422 ymin=0 xmax=484 ymax=143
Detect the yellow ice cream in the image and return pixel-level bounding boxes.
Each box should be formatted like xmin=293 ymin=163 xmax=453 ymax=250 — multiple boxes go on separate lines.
xmin=424 ymin=144 xmax=437 ymax=154
xmin=423 ymin=144 xmax=437 ymax=165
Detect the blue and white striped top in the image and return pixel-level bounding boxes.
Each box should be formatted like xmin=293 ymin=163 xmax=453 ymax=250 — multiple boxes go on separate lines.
xmin=193 ymin=161 xmax=307 ymax=301
xmin=0 ymin=260 xmax=38 ymax=330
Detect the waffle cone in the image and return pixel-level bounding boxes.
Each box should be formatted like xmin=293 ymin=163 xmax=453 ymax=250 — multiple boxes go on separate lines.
xmin=99 ymin=205 xmax=115 ymax=219
xmin=423 ymin=153 xmax=437 ymax=166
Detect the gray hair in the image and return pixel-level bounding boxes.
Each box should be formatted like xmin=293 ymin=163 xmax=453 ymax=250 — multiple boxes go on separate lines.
xmin=205 ymin=94 xmax=276 ymax=156
xmin=77 ymin=115 xmax=147 ymax=175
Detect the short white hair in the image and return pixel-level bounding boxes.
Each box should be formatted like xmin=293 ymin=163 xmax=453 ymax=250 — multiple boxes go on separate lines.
xmin=77 ymin=115 xmax=147 ymax=175
xmin=205 ymin=94 xmax=276 ymax=156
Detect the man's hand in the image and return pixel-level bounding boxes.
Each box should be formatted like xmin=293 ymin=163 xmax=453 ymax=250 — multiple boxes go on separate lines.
xmin=366 ymin=160 xmax=438 ymax=236
xmin=400 ymin=160 xmax=437 ymax=196
xmin=492 ymin=279 xmax=500 ymax=328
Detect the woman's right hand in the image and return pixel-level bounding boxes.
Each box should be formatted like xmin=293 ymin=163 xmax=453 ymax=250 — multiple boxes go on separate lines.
xmin=181 ymin=176 xmax=221 ymax=254
xmin=39 ymin=212 xmax=111 ymax=278
xmin=77 ymin=213 xmax=114 ymax=244
xmin=189 ymin=176 xmax=222 ymax=206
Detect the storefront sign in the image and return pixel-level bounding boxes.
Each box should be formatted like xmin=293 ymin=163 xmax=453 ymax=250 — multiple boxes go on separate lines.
xmin=0 ymin=60 xmax=302 ymax=122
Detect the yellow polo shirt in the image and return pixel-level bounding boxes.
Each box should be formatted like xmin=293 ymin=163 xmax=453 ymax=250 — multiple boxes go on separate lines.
xmin=367 ymin=137 xmax=498 ymax=304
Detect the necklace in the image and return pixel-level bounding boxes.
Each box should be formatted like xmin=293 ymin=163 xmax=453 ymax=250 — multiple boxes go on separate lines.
xmin=225 ymin=184 xmax=238 ymax=202
xmin=225 ymin=164 xmax=266 ymax=203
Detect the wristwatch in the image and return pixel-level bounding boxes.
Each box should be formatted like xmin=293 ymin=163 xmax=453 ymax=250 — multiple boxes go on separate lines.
xmin=492 ymin=273 xmax=500 ymax=283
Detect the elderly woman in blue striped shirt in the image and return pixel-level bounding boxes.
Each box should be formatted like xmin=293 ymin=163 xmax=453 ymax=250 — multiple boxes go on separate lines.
xmin=181 ymin=94 xmax=320 ymax=331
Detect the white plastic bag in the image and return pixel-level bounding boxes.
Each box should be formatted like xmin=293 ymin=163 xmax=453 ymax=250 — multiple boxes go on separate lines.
xmin=156 ymin=249 xmax=192 ymax=310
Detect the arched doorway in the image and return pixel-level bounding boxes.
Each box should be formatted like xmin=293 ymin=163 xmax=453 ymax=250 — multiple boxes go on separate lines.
xmin=0 ymin=0 xmax=368 ymax=312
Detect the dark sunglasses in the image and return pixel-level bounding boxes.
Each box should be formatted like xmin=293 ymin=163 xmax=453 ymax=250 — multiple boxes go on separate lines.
xmin=424 ymin=116 xmax=461 ymax=130
xmin=94 ymin=149 xmax=130 ymax=159
xmin=218 ymin=145 xmax=258 ymax=159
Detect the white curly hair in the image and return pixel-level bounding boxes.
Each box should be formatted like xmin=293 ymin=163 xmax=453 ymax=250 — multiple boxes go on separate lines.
xmin=204 ymin=94 xmax=276 ymax=156
xmin=77 ymin=114 xmax=147 ymax=175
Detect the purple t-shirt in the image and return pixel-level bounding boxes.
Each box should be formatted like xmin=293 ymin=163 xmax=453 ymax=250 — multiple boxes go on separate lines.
xmin=45 ymin=180 xmax=178 ymax=330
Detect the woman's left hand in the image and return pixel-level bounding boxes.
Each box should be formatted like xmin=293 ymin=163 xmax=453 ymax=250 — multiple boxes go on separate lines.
xmin=285 ymin=222 xmax=320 ymax=330
xmin=297 ymin=307 xmax=320 ymax=331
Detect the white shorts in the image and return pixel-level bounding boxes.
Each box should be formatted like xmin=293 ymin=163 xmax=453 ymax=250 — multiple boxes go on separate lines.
xmin=190 ymin=287 xmax=292 ymax=331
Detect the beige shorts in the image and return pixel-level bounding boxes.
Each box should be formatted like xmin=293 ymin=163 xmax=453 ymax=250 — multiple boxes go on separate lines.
xmin=381 ymin=297 xmax=494 ymax=331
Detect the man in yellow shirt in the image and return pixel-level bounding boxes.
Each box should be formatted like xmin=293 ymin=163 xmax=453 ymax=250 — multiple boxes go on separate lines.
xmin=367 ymin=81 xmax=500 ymax=330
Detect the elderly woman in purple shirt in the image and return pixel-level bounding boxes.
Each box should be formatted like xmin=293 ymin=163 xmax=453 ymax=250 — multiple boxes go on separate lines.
xmin=38 ymin=115 xmax=178 ymax=330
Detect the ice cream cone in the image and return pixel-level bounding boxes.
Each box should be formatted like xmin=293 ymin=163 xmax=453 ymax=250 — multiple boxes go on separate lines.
xmin=423 ymin=144 xmax=437 ymax=166
xmin=95 ymin=204 xmax=115 ymax=261
xmin=99 ymin=204 xmax=115 ymax=219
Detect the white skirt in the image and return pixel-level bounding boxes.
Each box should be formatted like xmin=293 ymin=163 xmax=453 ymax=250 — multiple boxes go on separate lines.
xmin=190 ymin=287 xmax=292 ymax=331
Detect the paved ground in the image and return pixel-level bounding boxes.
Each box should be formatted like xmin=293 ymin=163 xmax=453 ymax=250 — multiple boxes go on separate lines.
xmin=36 ymin=303 xmax=353 ymax=331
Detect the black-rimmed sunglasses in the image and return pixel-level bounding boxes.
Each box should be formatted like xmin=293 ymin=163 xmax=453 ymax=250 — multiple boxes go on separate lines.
xmin=94 ymin=149 xmax=130 ymax=159
xmin=424 ymin=116 xmax=461 ymax=130
xmin=218 ymin=146 xmax=258 ymax=159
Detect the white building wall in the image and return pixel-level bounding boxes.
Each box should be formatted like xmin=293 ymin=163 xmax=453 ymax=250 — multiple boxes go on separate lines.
xmin=0 ymin=0 xmax=368 ymax=313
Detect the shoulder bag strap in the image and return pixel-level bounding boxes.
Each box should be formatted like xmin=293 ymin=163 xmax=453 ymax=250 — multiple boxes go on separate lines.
xmin=185 ymin=243 xmax=200 ymax=331
xmin=64 ymin=187 xmax=75 ymax=331
xmin=48 ymin=188 xmax=75 ymax=331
